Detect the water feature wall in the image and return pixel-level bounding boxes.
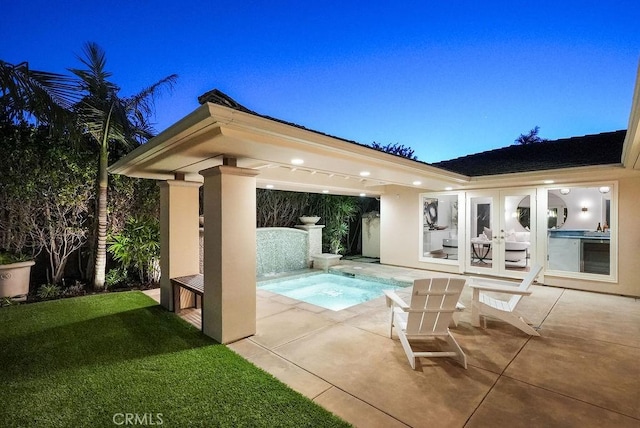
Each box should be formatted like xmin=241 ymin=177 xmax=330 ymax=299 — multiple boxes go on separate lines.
xmin=256 ymin=227 xmax=309 ymax=276
xmin=199 ymin=225 xmax=322 ymax=276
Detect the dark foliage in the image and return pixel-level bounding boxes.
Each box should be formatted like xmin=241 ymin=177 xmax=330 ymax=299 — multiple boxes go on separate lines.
xmin=370 ymin=141 xmax=418 ymax=160
xmin=515 ymin=126 xmax=547 ymax=145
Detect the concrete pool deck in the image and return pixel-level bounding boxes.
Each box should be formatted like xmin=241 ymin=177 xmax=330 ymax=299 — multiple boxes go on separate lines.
xmin=144 ymin=261 xmax=640 ymax=427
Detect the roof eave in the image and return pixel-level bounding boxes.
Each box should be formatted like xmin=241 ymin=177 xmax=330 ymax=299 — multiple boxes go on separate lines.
xmin=622 ymin=62 xmax=640 ymax=170
xmin=108 ymin=103 xmax=217 ymax=177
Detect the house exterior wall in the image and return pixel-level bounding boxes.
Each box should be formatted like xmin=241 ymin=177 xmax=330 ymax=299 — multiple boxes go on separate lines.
xmin=380 ymin=180 xmax=640 ymax=297
xmin=544 ymin=176 xmax=640 ymax=296
xmin=380 ymin=185 xmax=459 ymax=275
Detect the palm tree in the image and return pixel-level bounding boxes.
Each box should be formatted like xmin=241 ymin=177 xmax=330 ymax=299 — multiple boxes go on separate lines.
xmin=69 ymin=42 xmax=177 ymax=289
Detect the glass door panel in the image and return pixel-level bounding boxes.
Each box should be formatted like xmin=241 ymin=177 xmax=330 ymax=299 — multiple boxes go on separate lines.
xmin=467 ymin=193 xmax=497 ymax=274
xmin=466 ymin=189 xmax=536 ymax=278
xmin=502 ymin=190 xmax=536 ymax=275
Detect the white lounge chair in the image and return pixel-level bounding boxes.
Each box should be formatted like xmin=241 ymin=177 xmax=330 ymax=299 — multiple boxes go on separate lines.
xmin=469 ymin=264 xmax=543 ymax=336
xmin=384 ymin=277 xmax=467 ymax=369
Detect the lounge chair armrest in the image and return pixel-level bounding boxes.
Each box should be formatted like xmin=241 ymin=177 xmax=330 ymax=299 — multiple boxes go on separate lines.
xmin=383 ymin=290 xmax=409 ymax=310
xmin=469 ymin=280 xmax=533 ymax=295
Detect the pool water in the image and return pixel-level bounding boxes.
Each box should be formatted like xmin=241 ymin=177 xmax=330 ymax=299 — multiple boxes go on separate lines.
xmin=258 ymin=273 xmax=406 ymax=311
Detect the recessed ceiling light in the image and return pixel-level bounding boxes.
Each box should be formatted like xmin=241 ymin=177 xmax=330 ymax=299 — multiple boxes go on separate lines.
xmin=359 ymin=171 xmax=370 ymax=177
xmin=359 ymin=193 xmax=366 ymax=197
xmin=544 ymin=180 xmax=554 ymax=184
xmin=265 ymin=184 xmax=274 ymax=189
xmin=322 ymin=190 xmax=329 ymax=194
xmin=445 ymin=187 xmax=453 ymax=191
xmin=291 ymin=158 xmax=304 ymax=165
xmin=412 ymin=181 xmax=422 ymax=186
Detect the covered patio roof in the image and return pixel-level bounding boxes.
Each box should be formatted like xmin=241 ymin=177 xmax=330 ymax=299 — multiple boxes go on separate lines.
xmin=110 ymin=101 xmax=639 ymax=195
xmin=110 ymin=64 xmax=640 ymax=193
xmin=109 ymin=101 xmax=468 ymax=196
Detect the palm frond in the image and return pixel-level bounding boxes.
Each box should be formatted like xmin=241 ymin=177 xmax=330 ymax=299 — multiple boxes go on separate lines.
xmin=0 ymin=60 xmax=78 ymax=125
xmin=124 ymin=74 xmax=178 ymax=124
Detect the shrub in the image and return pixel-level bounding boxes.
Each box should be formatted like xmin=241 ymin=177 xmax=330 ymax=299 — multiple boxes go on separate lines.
xmin=36 ymin=284 xmax=62 ymax=300
xmin=0 ymin=123 xmax=94 ymax=283
xmin=108 ymin=216 xmax=160 ymax=285
xmin=105 ymin=267 xmax=129 ymax=289
xmin=0 ymin=297 xmax=18 ymax=307
xmin=0 ymin=251 xmax=30 ymax=265
xmin=62 ymin=282 xmax=86 ymax=297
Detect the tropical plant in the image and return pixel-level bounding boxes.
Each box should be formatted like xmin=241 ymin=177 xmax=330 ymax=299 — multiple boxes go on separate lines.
xmin=108 ymin=216 xmax=160 ymax=284
xmin=69 ymin=42 xmax=176 ymax=289
xmin=0 ymin=296 xmax=19 ymax=307
xmin=1 ymin=45 xmax=176 ymax=289
xmin=317 ymin=196 xmax=359 ymax=254
xmin=0 ymin=59 xmax=77 ymax=127
xmin=36 ymin=283 xmax=62 ymax=300
xmin=105 ymin=267 xmax=129 ymax=289
xmin=0 ymin=252 xmax=30 ymax=265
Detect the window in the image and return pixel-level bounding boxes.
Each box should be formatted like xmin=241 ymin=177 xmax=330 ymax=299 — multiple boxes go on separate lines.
xmin=547 ymin=185 xmax=614 ymax=277
xmin=420 ymin=193 xmax=460 ymax=264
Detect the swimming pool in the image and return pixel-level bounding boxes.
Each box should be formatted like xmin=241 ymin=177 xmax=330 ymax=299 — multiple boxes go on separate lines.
xmin=258 ymin=273 xmax=408 ymax=311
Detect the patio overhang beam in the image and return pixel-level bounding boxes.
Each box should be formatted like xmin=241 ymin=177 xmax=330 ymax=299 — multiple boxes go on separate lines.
xmin=108 ymin=103 xmax=470 ymax=195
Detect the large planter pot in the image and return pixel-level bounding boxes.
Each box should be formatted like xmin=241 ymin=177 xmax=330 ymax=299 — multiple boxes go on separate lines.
xmin=0 ymin=260 xmax=35 ymax=298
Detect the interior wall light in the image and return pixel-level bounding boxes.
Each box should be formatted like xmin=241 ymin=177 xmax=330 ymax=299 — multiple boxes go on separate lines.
xmin=599 ymin=186 xmax=611 ymax=194
xmin=581 ymin=207 xmax=588 ymax=212
xmin=359 ymin=171 xmax=370 ymax=177
xmin=291 ymin=158 xmax=304 ymax=165
xmin=560 ymin=188 xmax=571 ymax=195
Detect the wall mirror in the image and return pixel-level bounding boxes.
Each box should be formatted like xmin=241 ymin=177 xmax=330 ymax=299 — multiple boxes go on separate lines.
xmin=547 ymin=193 xmax=568 ymax=229
xmin=517 ymin=194 xmax=567 ymax=229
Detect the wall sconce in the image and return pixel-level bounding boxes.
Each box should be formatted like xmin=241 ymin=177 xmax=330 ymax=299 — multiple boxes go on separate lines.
xmin=560 ymin=188 xmax=571 ymax=195
xmin=581 ymin=207 xmax=588 ymax=212
xmin=599 ymin=186 xmax=610 ymax=194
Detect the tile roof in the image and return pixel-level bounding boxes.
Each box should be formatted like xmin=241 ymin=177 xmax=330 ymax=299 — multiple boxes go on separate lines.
xmin=431 ymin=130 xmax=626 ymax=176
xmin=198 ymin=89 xmax=626 ymax=177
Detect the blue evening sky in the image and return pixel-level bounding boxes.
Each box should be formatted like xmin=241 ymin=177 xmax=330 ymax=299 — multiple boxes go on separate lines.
xmin=3 ymin=1 xmax=639 ymax=162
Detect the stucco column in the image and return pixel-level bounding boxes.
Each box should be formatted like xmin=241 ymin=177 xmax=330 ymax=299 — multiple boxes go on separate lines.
xmin=159 ymin=180 xmax=202 ymax=311
xmin=200 ymin=165 xmax=259 ymax=343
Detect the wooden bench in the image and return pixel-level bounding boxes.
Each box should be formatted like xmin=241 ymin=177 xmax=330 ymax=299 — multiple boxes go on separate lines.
xmin=170 ymin=274 xmax=204 ymax=331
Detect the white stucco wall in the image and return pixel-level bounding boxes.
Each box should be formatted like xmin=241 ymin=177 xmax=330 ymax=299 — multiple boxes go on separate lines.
xmin=380 ymin=180 xmax=640 ymax=297
xmin=380 ymin=185 xmax=460 ymax=274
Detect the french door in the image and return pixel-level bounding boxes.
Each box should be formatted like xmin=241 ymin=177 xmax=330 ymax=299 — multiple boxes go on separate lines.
xmin=465 ymin=189 xmax=537 ymax=278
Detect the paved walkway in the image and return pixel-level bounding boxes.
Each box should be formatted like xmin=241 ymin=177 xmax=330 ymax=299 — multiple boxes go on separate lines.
xmin=144 ymin=262 xmax=640 ymax=427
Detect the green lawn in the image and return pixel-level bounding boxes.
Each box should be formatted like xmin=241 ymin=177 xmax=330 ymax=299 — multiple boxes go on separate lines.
xmin=0 ymin=292 xmax=350 ymax=427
